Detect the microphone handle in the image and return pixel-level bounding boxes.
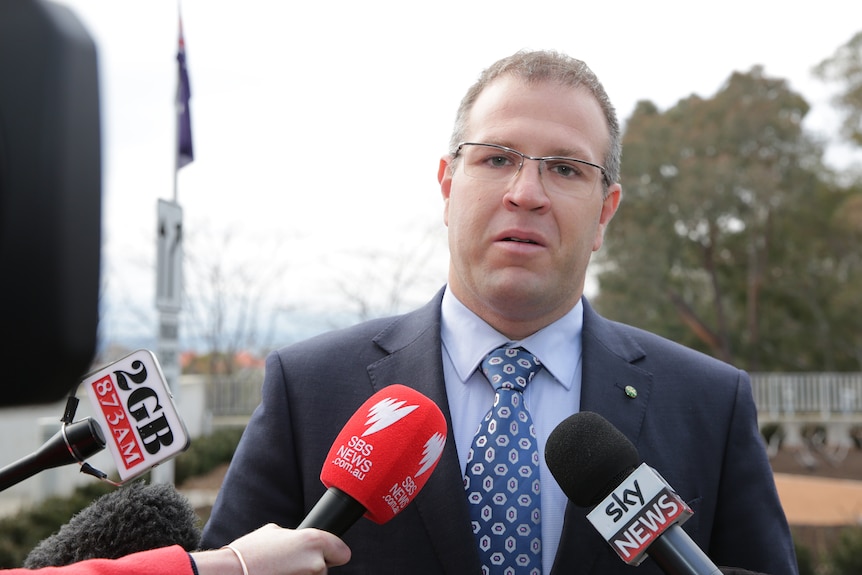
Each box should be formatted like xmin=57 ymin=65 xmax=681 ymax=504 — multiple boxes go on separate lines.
xmin=0 ymin=418 xmax=105 ymax=492
xmin=296 ymin=486 xmax=366 ymax=536
xmin=648 ymin=524 xmax=722 ymax=575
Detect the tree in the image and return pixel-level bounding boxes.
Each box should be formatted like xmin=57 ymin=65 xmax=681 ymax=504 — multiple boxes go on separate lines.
xmin=829 ymin=526 xmax=862 ymax=575
xmin=182 ymin=224 xmax=293 ymax=376
xmin=328 ymin=222 xmax=447 ymax=323
xmin=814 ymin=31 xmax=862 ymax=148
xmin=180 ymin=219 xmax=448 ymax=370
xmin=594 ymin=66 xmax=862 ymax=371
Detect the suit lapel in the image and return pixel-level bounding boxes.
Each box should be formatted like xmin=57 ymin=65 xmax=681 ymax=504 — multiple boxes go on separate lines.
xmin=367 ymin=289 xmax=483 ymax=574
xmin=579 ymin=299 xmax=652 ymax=441
xmin=551 ymin=298 xmax=654 ymax=574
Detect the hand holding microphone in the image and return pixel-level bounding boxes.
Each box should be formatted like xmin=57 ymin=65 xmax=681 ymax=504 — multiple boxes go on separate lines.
xmin=16 ymin=382 xmax=446 ymax=575
xmin=213 ymin=524 xmax=351 ymax=575
xmin=298 ymin=384 xmax=447 ymax=535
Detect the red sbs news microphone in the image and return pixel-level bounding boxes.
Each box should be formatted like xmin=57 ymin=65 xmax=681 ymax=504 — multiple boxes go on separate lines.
xmin=297 ymin=384 xmax=447 ymax=535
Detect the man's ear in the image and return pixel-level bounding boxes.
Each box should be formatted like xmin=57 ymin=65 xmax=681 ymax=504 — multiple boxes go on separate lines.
xmin=438 ymin=156 xmax=454 ymax=226
xmin=593 ymin=183 xmax=621 ymax=251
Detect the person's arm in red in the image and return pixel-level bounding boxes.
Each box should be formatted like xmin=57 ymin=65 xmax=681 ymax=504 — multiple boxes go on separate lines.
xmin=8 ymin=524 xmax=350 ymax=575
xmin=7 ymin=547 xmax=193 ymax=575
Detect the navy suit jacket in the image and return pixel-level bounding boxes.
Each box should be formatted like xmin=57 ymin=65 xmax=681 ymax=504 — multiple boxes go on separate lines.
xmin=201 ymin=290 xmax=797 ymax=575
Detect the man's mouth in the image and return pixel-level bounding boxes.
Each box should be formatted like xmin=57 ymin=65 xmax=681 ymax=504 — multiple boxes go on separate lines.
xmin=503 ymin=237 xmax=539 ymax=244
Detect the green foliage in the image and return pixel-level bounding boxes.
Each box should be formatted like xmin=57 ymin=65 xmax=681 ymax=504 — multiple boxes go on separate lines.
xmin=595 ymin=65 xmax=862 ymax=372
xmin=829 ymin=526 xmax=862 ymax=575
xmin=0 ymin=482 xmax=113 ymax=568
xmin=814 ymin=31 xmax=862 ymax=147
xmin=794 ymin=541 xmax=816 ymax=575
xmin=0 ymin=427 xmax=244 ymax=568
xmin=174 ymin=426 xmax=244 ymax=485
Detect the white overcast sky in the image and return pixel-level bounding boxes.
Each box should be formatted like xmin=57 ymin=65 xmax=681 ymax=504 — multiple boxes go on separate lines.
xmin=54 ymin=0 xmax=862 ymax=346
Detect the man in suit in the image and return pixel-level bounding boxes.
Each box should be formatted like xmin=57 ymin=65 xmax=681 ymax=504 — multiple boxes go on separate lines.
xmin=201 ymin=50 xmax=797 ymax=575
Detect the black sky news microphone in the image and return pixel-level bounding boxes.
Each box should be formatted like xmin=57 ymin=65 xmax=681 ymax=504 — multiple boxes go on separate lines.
xmin=545 ymin=411 xmax=722 ymax=575
xmin=297 ymin=384 xmax=447 ymax=535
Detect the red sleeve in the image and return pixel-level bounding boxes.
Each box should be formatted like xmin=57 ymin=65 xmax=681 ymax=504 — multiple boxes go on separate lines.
xmin=6 ymin=546 xmax=195 ymax=575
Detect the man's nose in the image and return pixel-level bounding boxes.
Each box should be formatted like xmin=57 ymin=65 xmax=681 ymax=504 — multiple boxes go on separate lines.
xmin=505 ymin=158 xmax=550 ymax=209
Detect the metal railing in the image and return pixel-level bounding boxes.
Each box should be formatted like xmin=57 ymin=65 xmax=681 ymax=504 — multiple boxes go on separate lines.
xmin=199 ymin=371 xmax=862 ymax=425
xmin=201 ymin=371 xmax=263 ymax=419
xmin=751 ymin=373 xmax=862 ymax=422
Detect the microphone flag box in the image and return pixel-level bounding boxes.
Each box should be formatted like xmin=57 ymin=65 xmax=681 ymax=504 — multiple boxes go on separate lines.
xmin=320 ymin=384 xmax=447 ymax=524
xmin=82 ymin=349 xmax=190 ymax=482
xmin=587 ymin=462 xmax=693 ymax=565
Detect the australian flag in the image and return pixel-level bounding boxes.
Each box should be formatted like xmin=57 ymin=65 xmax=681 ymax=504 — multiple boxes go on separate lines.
xmin=176 ymin=17 xmax=193 ymax=169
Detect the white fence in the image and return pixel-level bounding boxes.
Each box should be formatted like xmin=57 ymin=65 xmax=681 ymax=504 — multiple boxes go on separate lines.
xmin=751 ymin=373 xmax=862 ymax=420
xmin=751 ymin=373 xmax=862 ymax=448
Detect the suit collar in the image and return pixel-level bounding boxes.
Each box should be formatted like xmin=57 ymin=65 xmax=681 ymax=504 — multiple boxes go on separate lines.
xmin=552 ymin=298 xmax=655 ymax=574
xmin=367 ymin=287 xmax=483 ymax=573
xmin=579 ymin=297 xmax=652 ymax=441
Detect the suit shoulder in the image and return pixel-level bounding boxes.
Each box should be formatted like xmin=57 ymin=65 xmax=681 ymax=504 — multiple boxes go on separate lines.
xmin=599 ymin=315 xmax=744 ymax=380
xmin=271 ymin=291 xmax=443 ymax=361
xmin=272 ymin=315 xmax=398 ymax=358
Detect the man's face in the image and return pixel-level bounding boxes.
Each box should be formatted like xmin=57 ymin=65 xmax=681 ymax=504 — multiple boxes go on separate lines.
xmin=438 ymin=76 xmax=621 ymax=338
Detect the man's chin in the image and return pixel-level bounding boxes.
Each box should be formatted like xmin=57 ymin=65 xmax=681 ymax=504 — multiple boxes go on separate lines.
xmin=484 ymin=281 xmax=565 ymax=316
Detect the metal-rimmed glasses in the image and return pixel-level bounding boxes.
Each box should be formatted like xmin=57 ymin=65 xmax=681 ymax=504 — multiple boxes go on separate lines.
xmin=454 ymin=142 xmax=608 ymax=198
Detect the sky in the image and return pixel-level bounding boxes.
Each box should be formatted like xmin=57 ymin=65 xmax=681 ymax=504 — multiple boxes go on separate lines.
xmin=53 ymin=0 xmax=862 ymax=350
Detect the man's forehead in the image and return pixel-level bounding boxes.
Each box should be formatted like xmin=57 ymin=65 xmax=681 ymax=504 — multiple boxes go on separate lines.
xmin=466 ymin=76 xmax=608 ymax=161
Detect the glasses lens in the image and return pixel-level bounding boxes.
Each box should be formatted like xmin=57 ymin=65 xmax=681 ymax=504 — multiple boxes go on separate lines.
xmin=542 ymin=158 xmax=602 ymax=197
xmin=459 ymin=144 xmax=602 ymax=198
xmin=459 ymin=144 xmax=521 ymax=181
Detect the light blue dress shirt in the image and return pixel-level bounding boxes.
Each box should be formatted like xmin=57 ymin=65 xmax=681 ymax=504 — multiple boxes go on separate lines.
xmin=440 ymin=286 xmax=583 ymax=573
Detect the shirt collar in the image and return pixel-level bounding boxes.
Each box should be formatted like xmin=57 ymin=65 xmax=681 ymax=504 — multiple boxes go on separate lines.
xmin=441 ymin=286 xmax=583 ymax=390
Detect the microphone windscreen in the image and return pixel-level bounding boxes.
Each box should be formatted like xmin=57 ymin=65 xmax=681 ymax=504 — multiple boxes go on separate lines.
xmin=544 ymin=411 xmax=640 ymax=507
xmin=320 ymin=384 xmax=447 ymax=524
xmin=23 ymin=481 xmax=200 ymax=568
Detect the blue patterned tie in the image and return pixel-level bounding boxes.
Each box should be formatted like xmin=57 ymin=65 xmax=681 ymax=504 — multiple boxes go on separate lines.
xmin=464 ymin=346 xmax=542 ymax=575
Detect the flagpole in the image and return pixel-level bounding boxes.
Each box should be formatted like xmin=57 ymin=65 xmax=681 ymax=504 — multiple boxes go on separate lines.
xmin=173 ymin=4 xmax=184 ymax=203
xmin=154 ymin=5 xmax=192 ymax=485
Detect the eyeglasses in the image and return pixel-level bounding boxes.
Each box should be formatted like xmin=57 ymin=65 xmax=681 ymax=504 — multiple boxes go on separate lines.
xmin=454 ymin=142 xmax=608 ymax=198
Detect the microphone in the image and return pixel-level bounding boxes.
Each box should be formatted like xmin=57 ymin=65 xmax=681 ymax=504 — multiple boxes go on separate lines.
xmin=297 ymin=384 xmax=447 ymax=535
xmin=23 ymin=480 xmax=200 ymax=567
xmin=81 ymin=349 xmax=191 ymax=483
xmin=0 ymin=350 xmax=190 ymax=492
xmin=545 ymin=411 xmax=722 ymax=575
xmin=0 ymin=417 xmax=106 ymax=492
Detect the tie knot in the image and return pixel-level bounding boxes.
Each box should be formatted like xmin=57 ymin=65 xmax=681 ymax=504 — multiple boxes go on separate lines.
xmin=481 ymin=346 xmax=542 ymax=393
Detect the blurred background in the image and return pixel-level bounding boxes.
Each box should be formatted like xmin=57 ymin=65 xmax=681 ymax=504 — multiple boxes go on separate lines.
xmin=2 ymin=1 xmax=862 ymax=572
xmin=52 ymin=0 xmax=862 ymax=357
